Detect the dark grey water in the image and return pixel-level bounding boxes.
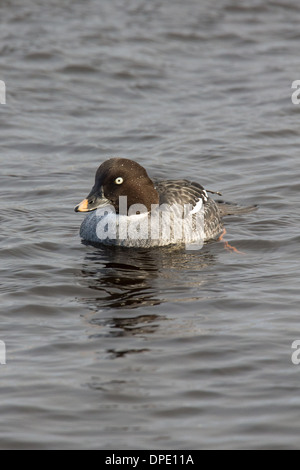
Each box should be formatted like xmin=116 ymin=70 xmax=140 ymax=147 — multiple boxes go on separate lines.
xmin=1 ymin=0 xmax=300 ymax=450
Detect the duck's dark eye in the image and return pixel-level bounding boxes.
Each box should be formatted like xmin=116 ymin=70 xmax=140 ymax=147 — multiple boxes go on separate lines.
xmin=115 ymin=177 xmax=124 ymax=185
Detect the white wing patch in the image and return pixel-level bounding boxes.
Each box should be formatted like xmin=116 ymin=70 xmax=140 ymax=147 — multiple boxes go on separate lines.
xmin=190 ymin=198 xmax=203 ymax=214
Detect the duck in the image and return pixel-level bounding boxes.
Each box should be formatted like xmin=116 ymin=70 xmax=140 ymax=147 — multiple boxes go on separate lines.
xmin=75 ymin=158 xmax=253 ymax=249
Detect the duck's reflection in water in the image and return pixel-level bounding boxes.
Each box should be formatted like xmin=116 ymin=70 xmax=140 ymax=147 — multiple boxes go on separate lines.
xmin=80 ymin=245 xmax=162 ymax=309
xmin=79 ymin=243 xmax=217 ymax=342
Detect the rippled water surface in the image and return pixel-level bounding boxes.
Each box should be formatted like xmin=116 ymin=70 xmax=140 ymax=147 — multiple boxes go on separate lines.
xmin=1 ymin=0 xmax=300 ymax=449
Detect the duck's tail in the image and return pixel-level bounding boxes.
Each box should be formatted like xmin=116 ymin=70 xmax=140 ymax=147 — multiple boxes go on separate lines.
xmin=216 ymin=201 xmax=258 ymax=218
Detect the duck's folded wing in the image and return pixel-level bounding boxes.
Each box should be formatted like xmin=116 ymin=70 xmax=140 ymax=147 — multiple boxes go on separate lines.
xmin=155 ymin=179 xmax=208 ymax=210
xmin=155 ymin=180 xmax=225 ymax=240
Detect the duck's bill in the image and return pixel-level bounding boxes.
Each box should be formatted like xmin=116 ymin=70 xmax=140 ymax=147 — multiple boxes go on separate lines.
xmin=74 ymin=196 xmax=111 ymax=213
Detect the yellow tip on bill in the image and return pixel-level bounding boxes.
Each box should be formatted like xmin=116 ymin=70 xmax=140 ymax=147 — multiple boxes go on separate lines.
xmin=75 ymin=199 xmax=89 ymax=212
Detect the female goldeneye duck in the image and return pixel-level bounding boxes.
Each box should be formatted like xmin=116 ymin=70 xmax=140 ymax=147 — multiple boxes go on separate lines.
xmin=74 ymin=158 xmax=250 ymax=248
